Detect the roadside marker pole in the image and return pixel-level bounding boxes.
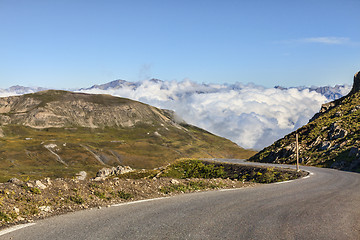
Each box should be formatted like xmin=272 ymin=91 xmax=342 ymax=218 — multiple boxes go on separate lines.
xmin=296 ymin=133 xmax=300 ymax=172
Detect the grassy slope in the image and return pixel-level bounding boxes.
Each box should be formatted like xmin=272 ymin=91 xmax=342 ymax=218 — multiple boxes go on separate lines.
xmin=0 ymin=123 xmax=256 ymax=182
xmin=249 ymin=91 xmax=360 ymax=172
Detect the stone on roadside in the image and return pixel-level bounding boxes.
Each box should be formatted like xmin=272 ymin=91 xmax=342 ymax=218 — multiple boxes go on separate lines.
xmin=8 ymin=178 xmax=23 ymax=185
xmin=39 ymin=206 xmax=52 ymax=213
xmin=171 ymin=179 xmax=180 ymax=184
xmin=75 ymin=171 xmax=87 ymax=181
xmin=13 ymin=207 xmax=20 ymax=214
xmin=35 ymin=180 xmax=47 ymax=190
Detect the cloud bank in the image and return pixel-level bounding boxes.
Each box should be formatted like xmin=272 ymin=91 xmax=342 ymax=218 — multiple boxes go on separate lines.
xmin=77 ymin=80 xmax=351 ymax=150
xmin=0 ymin=80 xmax=350 ymax=150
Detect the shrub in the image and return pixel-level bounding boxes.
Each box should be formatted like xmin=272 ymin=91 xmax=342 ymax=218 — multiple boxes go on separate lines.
xmin=117 ymin=191 xmax=133 ymax=200
xmin=0 ymin=211 xmax=10 ymax=222
xmin=30 ymin=187 xmax=41 ymax=194
xmin=69 ymin=194 xmax=84 ymax=204
xmin=162 ymin=159 xmax=226 ymax=179
xmin=93 ymin=191 xmax=106 ymax=199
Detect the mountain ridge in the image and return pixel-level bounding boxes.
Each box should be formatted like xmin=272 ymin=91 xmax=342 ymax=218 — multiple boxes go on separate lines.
xmin=0 ymin=90 xmax=181 ymax=129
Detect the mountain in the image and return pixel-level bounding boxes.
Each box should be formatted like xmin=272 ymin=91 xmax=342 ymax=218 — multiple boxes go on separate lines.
xmin=84 ymin=79 xmax=351 ymax=101
xmin=275 ymin=85 xmax=351 ymax=101
xmin=250 ymin=71 xmax=360 ymax=172
xmin=82 ymin=79 xmax=140 ymax=91
xmin=0 ymin=90 xmax=255 ymax=181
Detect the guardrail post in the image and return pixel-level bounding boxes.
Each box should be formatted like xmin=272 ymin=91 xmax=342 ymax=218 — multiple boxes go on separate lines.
xmin=296 ymin=133 xmax=300 ymax=172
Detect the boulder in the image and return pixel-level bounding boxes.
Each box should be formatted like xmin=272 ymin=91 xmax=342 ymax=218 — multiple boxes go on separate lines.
xmin=171 ymin=179 xmax=180 ymax=184
xmin=96 ymin=165 xmax=134 ymax=179
xmin=35 ymin=180 xmax=47 ymax=190
xmin=328 ymin=122 xmax=348 ymax=140
xmin=318 ymin=141 xmax=331 ymax=151
xmin=348 ymin=147 xmax=360 ymax=157
xmin=75 ymin=171 xmax=87 ymax=181
xmin=8 ymin=178 xmax=23 ymax=185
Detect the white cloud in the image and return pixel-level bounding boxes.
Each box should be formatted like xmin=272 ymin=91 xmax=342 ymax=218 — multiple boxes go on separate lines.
xmin=301 ymin=37 xmax=350 ymax=45
xmin=78 ymin=80 xmax=351 ymax=150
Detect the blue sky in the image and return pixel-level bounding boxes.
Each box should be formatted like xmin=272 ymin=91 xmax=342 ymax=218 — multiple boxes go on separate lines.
xmin=1 ymin=0 xmax=359 ymax=89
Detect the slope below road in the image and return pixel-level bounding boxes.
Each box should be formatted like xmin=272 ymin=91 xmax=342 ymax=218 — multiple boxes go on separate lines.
xmin=1 ymin=160 xmax=359 ymax=240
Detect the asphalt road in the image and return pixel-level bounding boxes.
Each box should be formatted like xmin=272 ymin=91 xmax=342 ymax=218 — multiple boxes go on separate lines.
xmin=1 ymin=160 xmax=359 ymax=240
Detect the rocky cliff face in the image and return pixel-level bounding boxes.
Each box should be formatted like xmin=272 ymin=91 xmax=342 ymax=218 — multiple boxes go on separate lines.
xmin=250 ymin=71 xmax=360 ymax=172
xmin=0 ymin=90 xmax=181 ymax=129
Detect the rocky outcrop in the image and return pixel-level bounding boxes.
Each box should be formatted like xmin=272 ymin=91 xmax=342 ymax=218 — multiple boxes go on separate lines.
xmin=328 ymin=122 xmax=347 ymax=140
xmin=349 ymin=71 xmax=360 ymax=95
xmin=309 ymin=71 xmax=360 ymax=122
xmin=95 ymin=165 xmax=134 ymax=180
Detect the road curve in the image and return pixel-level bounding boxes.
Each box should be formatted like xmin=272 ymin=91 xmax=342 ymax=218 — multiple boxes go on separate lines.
xmin=1 ymin=160 xmax=359 ymax=240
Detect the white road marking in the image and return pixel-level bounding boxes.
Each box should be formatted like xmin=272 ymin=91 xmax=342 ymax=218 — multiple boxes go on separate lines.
xmin=0 ymin=223 xmax=36 ymax=236
xmin=219 ymin=188 xmax=245 ymax=192
xmin=111 ymin=197 xmax=170 ymax=207
xmin=273 ymin=180 xmax=295 ymax=185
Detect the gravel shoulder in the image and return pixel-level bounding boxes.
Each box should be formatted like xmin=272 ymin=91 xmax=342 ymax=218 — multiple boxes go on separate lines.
xmin=0 ymin=176 xmax=256 ymax=229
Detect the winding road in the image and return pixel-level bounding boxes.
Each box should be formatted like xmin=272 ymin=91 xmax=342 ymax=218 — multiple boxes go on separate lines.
xmin=1 ymin=160 xmax=359 ymax=239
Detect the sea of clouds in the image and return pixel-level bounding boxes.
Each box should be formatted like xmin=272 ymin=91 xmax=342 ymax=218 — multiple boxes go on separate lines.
xmin=0 ymin=80 xmax=351 ymax=150
xmin=77 ymin=79 xmax=351 ymax=150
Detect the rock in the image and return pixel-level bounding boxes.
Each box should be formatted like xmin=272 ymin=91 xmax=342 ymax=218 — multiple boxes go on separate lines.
xmin=348 ymin=147 xmax=360 ymax=157
xmin=96 ymin=165 xmax=133 ymax=179
xmin=0 ymin=127 xmax=4 ymax=137
xmin=35 ymin=180 xmax=47 ymax=190
xmin=93 ymin=177 xmax=103 ymax=181
xmin=318 ymin=141 xmax=331 ymax=151
xmin=45 ymin=178 xmax=52 ymax=185
xmin=170 ymin=179 xmax=180 ymax=184
xmin=96 ymin=168 xmax=113 ymax=178
xmin=349 ymin=158 xmax=360 ymax=170
xmin=309 ymin=136 xmax=322 ymax=148
xmin=333 ymin=111 xmax=343 ymax=118
xmin=348 ymin=71 xmax=360 ymax=95
xmin=75 ymin=171 xmax=87 ymax=181
xmin=26 ymin=182 xmax=34 ymax=188
xmin=328 ymin=122 xmax=348 ymax=140
xmin=8 ymin=177 xmax=23 ymax=185
xmin=13 ymin=207 xmax=20 ymax=214
xmin=39 ymin=206 xmax=51 ymax=213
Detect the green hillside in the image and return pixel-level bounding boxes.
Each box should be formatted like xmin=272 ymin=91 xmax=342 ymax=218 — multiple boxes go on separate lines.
xmin=0 ymin=90 xmax=256 ymax=182
xmin=250 ymin=71 xmax=360 ymax=172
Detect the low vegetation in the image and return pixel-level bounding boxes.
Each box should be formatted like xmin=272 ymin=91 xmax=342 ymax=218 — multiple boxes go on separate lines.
xmin=0 ymin=123 xmax=256 ymax=182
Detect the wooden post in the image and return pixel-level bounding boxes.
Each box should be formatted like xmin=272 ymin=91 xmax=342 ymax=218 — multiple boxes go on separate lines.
xmin=296 ymin=133 xmax=300 ymax=172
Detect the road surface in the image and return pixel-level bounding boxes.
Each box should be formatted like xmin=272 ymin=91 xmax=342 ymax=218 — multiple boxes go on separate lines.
xmin=1 ymin=160 xmax=359 ymax=239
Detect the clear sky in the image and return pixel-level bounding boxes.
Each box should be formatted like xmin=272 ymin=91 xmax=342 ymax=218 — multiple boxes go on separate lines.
xmin=1 ymin=0 xmax=359 ymax=89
